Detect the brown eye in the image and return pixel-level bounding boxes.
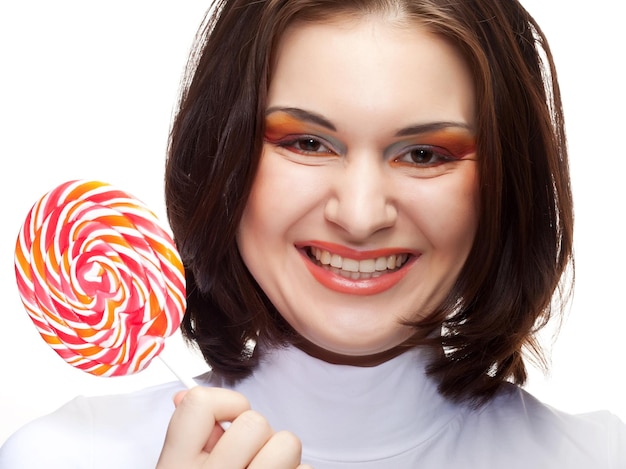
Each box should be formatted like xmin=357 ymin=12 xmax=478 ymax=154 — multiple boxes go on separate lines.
xmin=274 ymin=135 xmax=336 ymax=156
xmin=393 ymin=145 xmax=456 ymax=167
xmin=409 ymin=148 xmax=436 ymax=164
xmin=297 ymin=138 xmax=323 ymax=152
xmin=268 ymin=132 xmax=338 ymax=158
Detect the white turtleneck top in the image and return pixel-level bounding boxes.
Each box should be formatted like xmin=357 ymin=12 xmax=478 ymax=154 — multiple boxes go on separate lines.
xmin=1 ymin=346 xmax=624 ymax=468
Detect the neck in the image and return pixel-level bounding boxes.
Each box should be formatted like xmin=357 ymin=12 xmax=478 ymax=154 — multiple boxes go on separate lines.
xmin=234 ymin=343 xmax=458 ymax=461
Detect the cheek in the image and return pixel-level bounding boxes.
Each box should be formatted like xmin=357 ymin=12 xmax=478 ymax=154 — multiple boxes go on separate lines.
xmin=445 ymin=170 xmax=479 ymax=246
xmin=245 ymin=161 xmax=287 ymax=218
xmin=240 ymin=152 xmax=289 ymax=234
xmin=447 ymin=170 xmax=479 ymax=238
xmin=238 ymin=150 xmax=326 ymax=251
xmin=246 ymin=150 xmax=328 ymax=223
xmin=405 ymin=165 xmax=479 ymax=249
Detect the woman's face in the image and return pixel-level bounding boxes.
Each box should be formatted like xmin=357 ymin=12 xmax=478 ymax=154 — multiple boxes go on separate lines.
xmin=237 ymin=14 xmax=479 ymax=357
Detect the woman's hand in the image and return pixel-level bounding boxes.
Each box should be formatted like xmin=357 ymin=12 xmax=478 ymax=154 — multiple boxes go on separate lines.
xmin=156 ymin=387 xmax=312 ymax=468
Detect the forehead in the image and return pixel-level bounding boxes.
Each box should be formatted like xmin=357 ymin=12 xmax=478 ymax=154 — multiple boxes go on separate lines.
xmin=267 ymin=14 xmax=476 ymax=132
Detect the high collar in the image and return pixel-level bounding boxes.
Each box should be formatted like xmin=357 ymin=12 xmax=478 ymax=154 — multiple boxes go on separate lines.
xmin=230 ymin=345 xmax=462 ymax=462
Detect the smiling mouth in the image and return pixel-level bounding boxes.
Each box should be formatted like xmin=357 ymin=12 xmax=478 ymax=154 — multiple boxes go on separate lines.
xmin=307 ymin=247 xmax=410 ymax=280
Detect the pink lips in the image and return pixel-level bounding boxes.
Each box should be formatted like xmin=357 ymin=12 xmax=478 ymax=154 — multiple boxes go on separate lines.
xmin=296 ymin=241 xmax=418 ymax=296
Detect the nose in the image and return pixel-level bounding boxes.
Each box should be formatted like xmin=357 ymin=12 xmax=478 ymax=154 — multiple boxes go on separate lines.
xmin=324 ymin=154 xmax=398 ymax=239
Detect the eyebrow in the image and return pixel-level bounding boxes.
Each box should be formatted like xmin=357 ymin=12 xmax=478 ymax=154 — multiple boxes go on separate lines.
xmin=265 ymin=106 xmax=473 ymax=136
xmin=394 ymin=121 xmax=474 ymax=137
xmin=265 ymin=107 xmax=336 ymax=131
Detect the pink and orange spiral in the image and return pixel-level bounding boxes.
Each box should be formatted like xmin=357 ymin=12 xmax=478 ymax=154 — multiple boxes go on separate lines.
xmin=14 ymin=180 xmax=186 ymax=376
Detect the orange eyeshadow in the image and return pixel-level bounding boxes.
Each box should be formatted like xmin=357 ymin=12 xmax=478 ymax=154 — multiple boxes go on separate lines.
xmin=264 ymin=113 xmax=314 ymax=143
xmin=413 ymin=129 xmax=476 ymax=159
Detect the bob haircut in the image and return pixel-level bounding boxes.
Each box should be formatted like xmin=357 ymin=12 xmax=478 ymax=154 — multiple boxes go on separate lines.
xmin=165 ymin=0 xmax=573 ymax=404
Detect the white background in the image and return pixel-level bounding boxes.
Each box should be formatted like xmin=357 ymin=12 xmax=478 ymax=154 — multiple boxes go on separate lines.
xmin=0 ymin=1 xmax=624 ymax=445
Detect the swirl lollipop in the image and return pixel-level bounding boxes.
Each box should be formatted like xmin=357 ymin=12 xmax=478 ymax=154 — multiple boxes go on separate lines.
xmin=14 ymin=180 xmax=187 ymax=379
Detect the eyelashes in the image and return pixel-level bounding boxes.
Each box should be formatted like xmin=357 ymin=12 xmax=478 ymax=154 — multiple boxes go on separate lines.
xmin=392 ymin=145 xmax=464 ymax=167
xmin=265 ymin=132 xmax=473 ymax=169
xmin=263 ymin=110 xmax=476 ymax=169
xmin=269 ymin=135 xmax=338 ymax=157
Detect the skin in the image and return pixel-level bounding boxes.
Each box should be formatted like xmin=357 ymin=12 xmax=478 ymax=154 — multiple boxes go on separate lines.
xmin=238 ymin=14 xmax=479 ymax=358
xmin=159 ymin=12 xmax=479 ymax=467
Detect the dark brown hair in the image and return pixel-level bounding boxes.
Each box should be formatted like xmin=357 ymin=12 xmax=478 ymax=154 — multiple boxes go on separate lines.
xmin=165 ymin=0 xmax=573 ymax=403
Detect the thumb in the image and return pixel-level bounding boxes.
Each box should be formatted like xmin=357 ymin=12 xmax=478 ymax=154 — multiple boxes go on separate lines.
xmin=163 ymin=387 xmax=248 ymax=456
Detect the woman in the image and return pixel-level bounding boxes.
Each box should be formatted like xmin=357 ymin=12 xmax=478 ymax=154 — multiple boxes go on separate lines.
xmin=1 ymin=0 xmax=624 ymax=467
xmin=158 ymin=0 xmax=624 ymax=466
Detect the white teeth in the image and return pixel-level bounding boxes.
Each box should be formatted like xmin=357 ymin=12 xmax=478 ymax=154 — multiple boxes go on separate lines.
xmin=359 ymin=259 xmax=376 ymax=273
xmin=320 ymin=250 xmax=331 ymax=264
xmin=310 ymin=247 xmax=409 ymax=275
xmin=342 ymin=258 xmax=359 ymax=273
xmin=375 ymin=257 xmax=388 ymax=271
